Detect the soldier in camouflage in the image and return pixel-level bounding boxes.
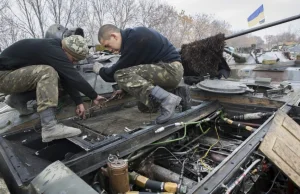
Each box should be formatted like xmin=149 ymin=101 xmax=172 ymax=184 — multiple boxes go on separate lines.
xmin=113 ymin=62 xmax=183 ymax=107
xmin=0 ymin=65 xmax=60 ymax=113
xmin=0 ymin=35 xmax=105 ymax=142
xmin=94 ymin=24 xmax=189 ymax=124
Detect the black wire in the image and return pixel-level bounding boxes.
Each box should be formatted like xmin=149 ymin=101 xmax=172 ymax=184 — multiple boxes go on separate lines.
xmin=242 ymin=177 xmax=245 ymax=193
xmin=179 ymin=158 xmax=188 ymax=185
xmin=142 ymin=147 xmax=183 ymax=164
xmin=141 ymin=147 xmax=197 ymax=176
xmin=265 ymin=171 xmax=280 ymax=194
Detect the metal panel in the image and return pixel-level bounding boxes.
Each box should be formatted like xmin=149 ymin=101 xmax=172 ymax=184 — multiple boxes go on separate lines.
xmin=31 ymin=161 xmax=97 ymax=194
xmin=195 ymin=80 xmax=252 ymax=94
xmin=259 ymin=109 xmax=300 ymax=187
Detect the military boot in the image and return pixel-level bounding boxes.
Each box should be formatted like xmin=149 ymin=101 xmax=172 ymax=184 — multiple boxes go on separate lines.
xmin=172 ymin=86 xmax=192 ymax=111
xmin=5 ymin=91 xmax=36 ymax=116
xmin=40 ymin=108 xmax=81 ymax=142
xmin=151 ymin=86 xmax=182 ymax=124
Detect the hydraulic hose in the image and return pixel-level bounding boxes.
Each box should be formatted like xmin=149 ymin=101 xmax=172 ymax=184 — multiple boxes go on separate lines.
xmin=225 ymin=159 xmax=261 ymax=194
xmin=230 ymin=112 xmax=273 ymax=121
xmin=216 ymin=120 xmax=261 ymax=128
xmin=139 ymin=164 xmax=196 ymax=189
xmin=92 ymin=172 xmax=106 ymax=194
xmin=221 ymin=116 xmax=255 ymax=132
xmin=129 ymin=171 xmax=188 ymax=194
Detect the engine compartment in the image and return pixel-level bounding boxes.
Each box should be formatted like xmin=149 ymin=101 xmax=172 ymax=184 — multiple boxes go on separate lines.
xmin=78 ymin=102 xmax=278 ymax=194
xmin=1 ymin=98 xmax=300 ymax=194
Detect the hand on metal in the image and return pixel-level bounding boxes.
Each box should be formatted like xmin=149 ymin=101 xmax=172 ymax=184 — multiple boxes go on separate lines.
xmin=76 ymin=104 xmax=86 ymax=119
xmin=93 ymin=95 xmax=107 ymax=107
xmin=93 ymin=62 xmax=104 ymax=74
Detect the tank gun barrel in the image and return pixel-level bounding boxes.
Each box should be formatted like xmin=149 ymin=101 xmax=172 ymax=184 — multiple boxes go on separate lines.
xmin=224 ymin=48 xmax=244 ymax=59
xmin=225 ymin=13 xmax=300 ymax=40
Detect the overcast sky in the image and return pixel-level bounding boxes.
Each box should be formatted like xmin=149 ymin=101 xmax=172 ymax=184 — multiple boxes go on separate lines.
xmin=170 ymin=0 xmax=300 ymax=39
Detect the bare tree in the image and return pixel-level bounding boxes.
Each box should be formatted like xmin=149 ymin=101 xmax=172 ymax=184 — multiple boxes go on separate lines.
xmin=135 ymin=0 xmax=158 ymax=27
xmin=2 ymin=0 xmax=255 ymax=50
xmin=209 ymin=20 xmax=231 ymax=36
xmin=192 ymin=14 xmax=214 ymax=40
xmin=63 ymin=0 xmax=77 ymax=27
xmin=177 ymin=10 xmax=193 ymax=45
xmin=0 ymin=0 xmax=8 ymax=12
xmin=0 ymin=19 xmax=24 ymax=48
xmin=0 ymin=0 xmax=9 ymax=27
xmin=277 ymin=32 xmax=297 ymax=43
xmin=47 ymin=0 xmax=85 ymax=28
xmin=28 ymin=0 xmax=47 ymax=38
xmin=90 ymin=0 xmax=108 ymax=27
xmin=47 ymin=0 xmax=63 ymax=24
xmin=146 ymin=3 xmax=179 ymax=45
xmin=0 ymin=0 xmax=14 ymax=48
xmin=11 ymin=0 xmax=38 ymax=38
xmin=0 ymin=0 xmax=29 ymax=48
xmin=67 ymin=0 xmax=87 ymax=27
xmin=107 ymin=0 xmax=137 ymax=29
xmin=263 ymin=32 xmax=297 ymax=49
xmin=82 ymin=0 xmax=98 ymax=44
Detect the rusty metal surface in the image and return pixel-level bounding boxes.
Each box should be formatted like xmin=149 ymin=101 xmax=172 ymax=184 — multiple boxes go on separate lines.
xmin=107 ymin=157 xmax=130 ymax=194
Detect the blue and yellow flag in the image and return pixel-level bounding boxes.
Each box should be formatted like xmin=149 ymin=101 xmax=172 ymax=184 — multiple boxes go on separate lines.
xmin=247 ymin=5 xmax=265 ymax=27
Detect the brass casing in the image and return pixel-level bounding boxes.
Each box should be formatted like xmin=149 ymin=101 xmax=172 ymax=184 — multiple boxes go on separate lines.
xmin=107 ymin=159 xmax=130 ymax=194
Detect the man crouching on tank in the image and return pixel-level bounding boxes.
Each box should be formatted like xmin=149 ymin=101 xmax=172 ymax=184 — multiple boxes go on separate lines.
xmin=0 ymin=35 xmax=106 ymax=142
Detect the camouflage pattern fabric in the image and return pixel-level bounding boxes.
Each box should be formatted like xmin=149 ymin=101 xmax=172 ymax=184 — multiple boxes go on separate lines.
xmin=0 ymin=65 xmax=59 ymax=112
xmin=114 ymin=61 xmax=183 ymax=106
xmin=62 ymin=35 xmax=89 ymax=60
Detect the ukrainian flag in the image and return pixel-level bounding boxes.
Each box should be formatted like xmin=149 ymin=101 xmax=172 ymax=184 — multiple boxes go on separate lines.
xmin=247 ymin=5 xmax=265 ymax=27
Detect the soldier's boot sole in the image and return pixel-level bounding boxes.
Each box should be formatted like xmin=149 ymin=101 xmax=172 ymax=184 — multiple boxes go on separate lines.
xmin=42 ymin=123 xmax=81 ymax=143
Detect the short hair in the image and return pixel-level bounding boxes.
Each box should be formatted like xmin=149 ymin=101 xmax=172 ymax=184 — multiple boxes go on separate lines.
xmin=98 ymin=24 xmax=120 ymax=41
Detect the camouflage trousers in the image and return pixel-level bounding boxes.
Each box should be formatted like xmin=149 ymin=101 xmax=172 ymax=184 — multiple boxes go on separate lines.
xmin=0 ymin=65 xmax=59 ymax=112
xmin=114 ymin=61 xmax=184 ymax=106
